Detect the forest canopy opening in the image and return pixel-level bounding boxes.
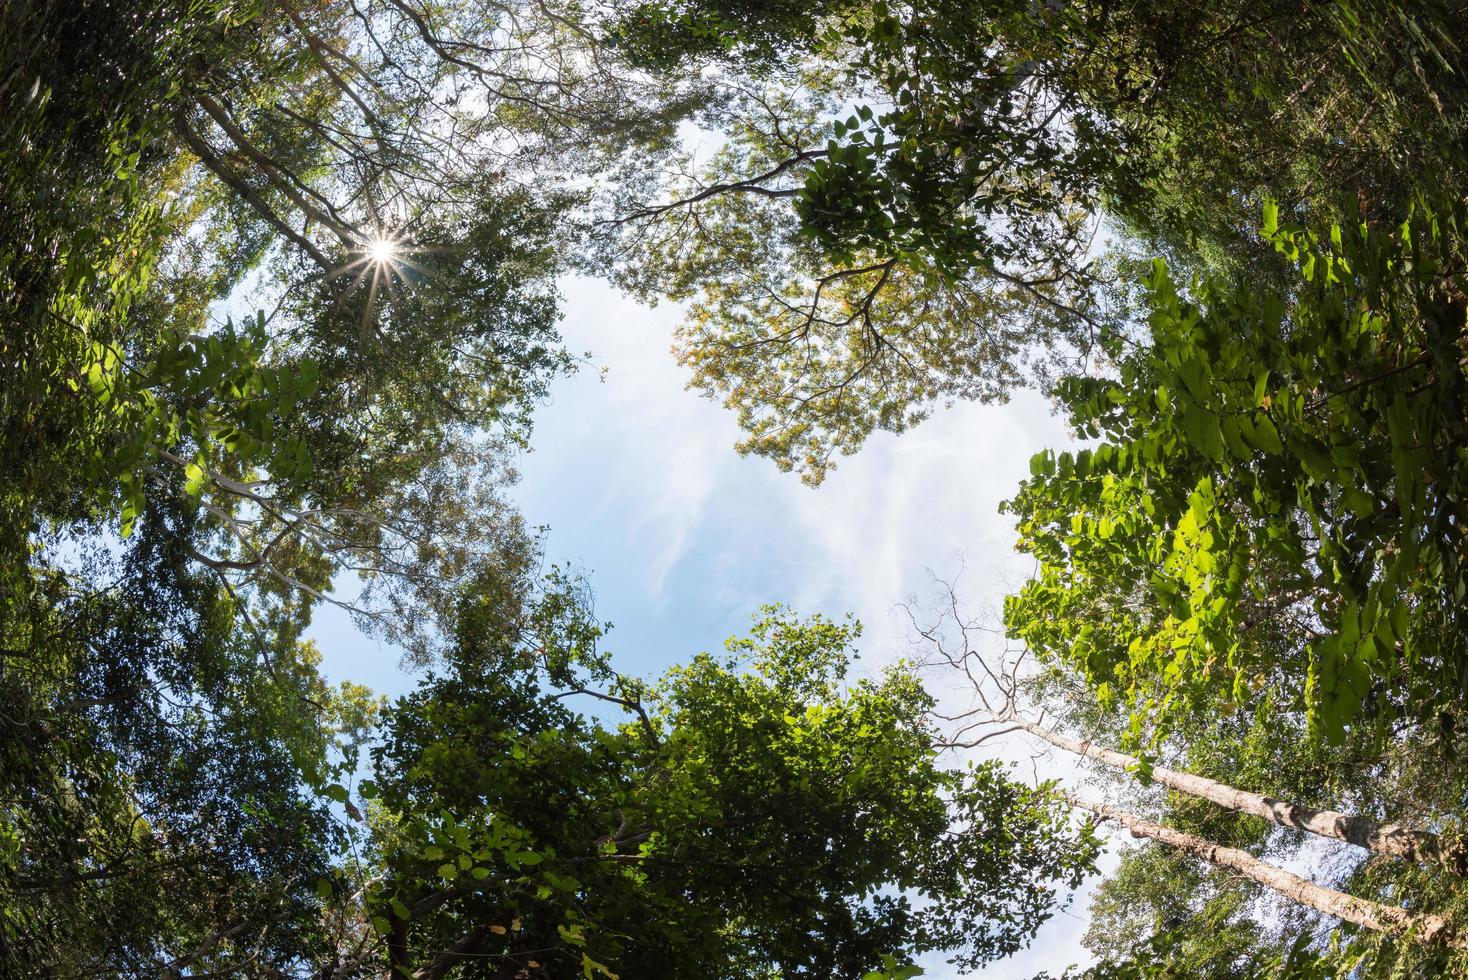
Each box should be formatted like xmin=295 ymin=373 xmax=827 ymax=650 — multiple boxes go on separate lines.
xmin=2 ymin=0 xmax=1467 ymax=976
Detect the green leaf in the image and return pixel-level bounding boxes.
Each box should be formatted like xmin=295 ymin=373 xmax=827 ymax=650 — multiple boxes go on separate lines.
xmin=1246 ymin=413 xmax=1284 ymax=455
xmin=1342 ymin=487 xmax=1374 ymax=517
xmin=1221 ymin=417 xmax=1251 ymax=460
xmin=183 ymin=460 xmax=206 ymax=498
xmin=582 ymin=953 xmax=620 ymax=979
xmin=119 ymin=498 xmax=139 ymax=539
xmin=1391 ymin=603 xmax=1409 ymax=642
xmin=1180 ymin=408 xmax=1223 ymax=462
xmin=1176 ymin=358 xmax=1210 ymax=405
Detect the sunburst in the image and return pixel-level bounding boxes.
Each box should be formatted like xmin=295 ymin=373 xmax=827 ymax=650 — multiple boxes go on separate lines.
xmin=331 ymin=231 xmax=429 ymax=339
xmin=367 ymin=237 xmax=399 ymax=265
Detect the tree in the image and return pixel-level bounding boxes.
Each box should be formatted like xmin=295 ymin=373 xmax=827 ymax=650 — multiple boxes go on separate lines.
xmin=915 ymin=602 xmax=1467 ymax=873
xmin=1003 ymin=199 xmax=1468 ymax=749
xmin=596 ymin=0 xmax=1108 ymax=482
xmin=1012 ymin=713 xmax=1461 ymax=871
xmin=1067 ymin=847 xmax=1307 ymax=979
xmin=0 ymin=2 xmax=572 ymax=970
xmin=0 ymin=500 xmax=384 ymax=975
xmin=594 ymin=0 xmax=1468 ymax=481
xmin=912 ymin=578 xmax=1468 ymax=974
xmin=348 ymin=587 xmax=1100 ymax=978
xmin=12 ymin=2 xmax=1468 ymax=975
xmin=1065 ymin=792 xmax=1465 ymax=949
xmin=1035 ymin=918 xmax=1330 ymax=979
xmin=5 ymin=0 xmax=592 ymax=642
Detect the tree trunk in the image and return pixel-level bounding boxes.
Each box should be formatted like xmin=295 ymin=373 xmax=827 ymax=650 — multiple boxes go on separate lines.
xmin=413 ymin=924 xmax=494 ymax=980
xmin=1062 ymin=791 xmax=1466 ymax=948
xmin=1014 ymin=715 xmax=1467 ymax=874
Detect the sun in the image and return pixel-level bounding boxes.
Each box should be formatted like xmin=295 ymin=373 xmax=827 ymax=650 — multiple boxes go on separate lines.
xmin=367 ymin=237 xmax=399 ymax=265
xmin=333 ymin=231 xmax=425 ymax=328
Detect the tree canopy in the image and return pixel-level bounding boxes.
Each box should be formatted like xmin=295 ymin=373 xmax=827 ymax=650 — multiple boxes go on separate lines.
xmin=359 ymin=592 xmax=1096 ymax=978
xmin=1005 ymin=198 xmax=1468 ymax=748
xmin=7 ymin=0 xmax=1468 ymax=975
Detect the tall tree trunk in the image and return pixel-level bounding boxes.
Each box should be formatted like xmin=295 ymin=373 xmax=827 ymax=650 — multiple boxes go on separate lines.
xmin=1012 ymin=715 xmax=1467 ymax=874
xmin=1062 ymin=791 xmax=1466 ymax=949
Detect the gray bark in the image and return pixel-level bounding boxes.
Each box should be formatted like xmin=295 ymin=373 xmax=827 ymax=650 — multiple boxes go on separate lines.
xmin=1016 ymin=716 xmax=1467 ymax=874
xmin=1064 ymin=791 xmax=1465 ymax=948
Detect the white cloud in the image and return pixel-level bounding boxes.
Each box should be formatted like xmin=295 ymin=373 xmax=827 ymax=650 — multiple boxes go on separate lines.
xmin=530 ymin=278 xmax=1073 ymax=649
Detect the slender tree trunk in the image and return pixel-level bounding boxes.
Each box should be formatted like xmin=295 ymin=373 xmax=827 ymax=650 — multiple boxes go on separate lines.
xmin=1013 ymin=715 xmax=1467 ymax=874
xmin=175 ymin=114 xmax=332 ymax=269
xmin=1062 ymin=791 xmax=1466 ymax=948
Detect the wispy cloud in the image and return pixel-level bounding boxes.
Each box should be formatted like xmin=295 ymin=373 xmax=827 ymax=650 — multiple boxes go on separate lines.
xmin=322 ymin=274 xmax=1105 ymax=976
xmin=532 ymin=278 xmax=1075 ymax=656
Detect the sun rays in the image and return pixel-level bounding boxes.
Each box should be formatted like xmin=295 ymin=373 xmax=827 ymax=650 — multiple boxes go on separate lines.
xmin=330 ymin=231 xmax=432 ymax=338
xmin=367 ymin=237 xmax=399 ymax=265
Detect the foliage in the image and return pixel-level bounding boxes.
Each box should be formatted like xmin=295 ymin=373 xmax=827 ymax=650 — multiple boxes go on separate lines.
xmin=1017 ymin=548 xmax=1468 ymax=977
xmin=10 ymin=0 xmax=1468 ymax=975
xmin=1036 ymin=924 xmax=1331 ymax=979
xmin=1004 ymin=199 xmax=1468 ymax=749
xmin=361 ymin=594 xmax=1099 ymax=977
xmin=596 ymin=0 xmax=1468 ymax=481
xmin=597 ymin=0 xmax=1105 ymax=483
xmin=0 ymin=0 xmax=572 ymax=971
xmin=0 ymin=500 xmax=384 ymax=974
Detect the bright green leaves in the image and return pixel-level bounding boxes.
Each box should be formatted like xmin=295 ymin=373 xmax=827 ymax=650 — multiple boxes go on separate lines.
xmin=718 ymin=604 xmax=860 ymax=702
xmin=370 ymin=805 xmax=557 ymax=925
xmin=581 ymin=952 xmax=621 ymax=979
xmin=1006 ymin=199 xmax=1468 ymax=748
xmin=601 ymin=0 xmax=1101 ymax=484
xmin=1179 ymin=399 xmax=1224 ymax=463
xmin=1305 ymin=618 xmax=1372 ymax=746
xmin=1262 ymin=199 xmax=1280 ymax=237
xmin=182 ymin=459 xmax=207 ymax=499
xmin=116 ymin=471 xmax=146 ymax=540
xmin=862 ymin=953 xmax=924 ymax=980
xmin=70 ymin=314 xmax=321 ymax=539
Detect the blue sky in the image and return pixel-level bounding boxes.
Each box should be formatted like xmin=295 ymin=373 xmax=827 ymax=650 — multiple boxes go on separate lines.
xmin=310 ymin=275 xmax=1102 ymax=977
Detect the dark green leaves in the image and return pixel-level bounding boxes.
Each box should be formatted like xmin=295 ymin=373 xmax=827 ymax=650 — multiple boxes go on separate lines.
xmin=370 ymin=596 xmax=1097 ymax=978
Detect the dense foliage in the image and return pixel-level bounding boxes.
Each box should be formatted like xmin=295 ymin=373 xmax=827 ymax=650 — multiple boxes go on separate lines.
xmin=3 ymin=2 xmax=569 ymax=970
xmin=598 ymin=0 xmax=1468 ymax=481
xmin=360 ymin=593 xmax=1095 ymax=977
xmin=1006 ymin=199 xmax=1468 ymax=748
